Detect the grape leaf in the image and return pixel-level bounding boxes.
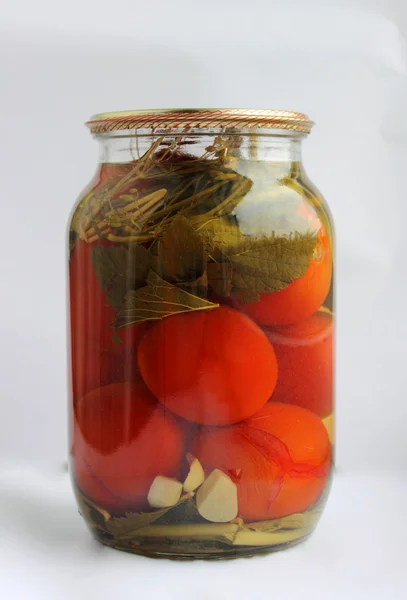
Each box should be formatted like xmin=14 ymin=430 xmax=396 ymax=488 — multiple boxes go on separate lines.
xmin=105 ymin=494 xmax=193 ymax=539
xmin=155 ymin=215 xmax=206 ymax=282
xmin=207 ymin=262 xmax=233 ymax=297
xmin=91 ymin=244 xmax=150 ymax=310
xmin=228 ymin=233 xmax=318 ymax=302
xmin=231 ymin=288 xmax=259 ymax=303
xmin=106 ymin=506 xmax=177 ymax=539
xmin=154 ymin=497 xmax=205 ymax=525
xmin=198 ymin=219 xmax=318 ymax=301
xmin=74 ymin=486 xmax=111 ymax=530
xmin=179 ymin=271 xmax=209 ymax=297
xmin=194 ymin=216 xmax=242 ymax=250
xmin=114 ymin=271 xmax=218 ymax=328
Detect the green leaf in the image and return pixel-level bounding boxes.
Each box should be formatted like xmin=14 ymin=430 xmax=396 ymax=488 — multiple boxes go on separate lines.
xmin=106 ymin=506 xmax=176 ymax=540
xmin=91 ymin=244 xmax=150 ymax=310
xmin=228 ymin=232 xmax=318 ymax=302
xmin=207 ymin=176 xmax=252 ymax=218
xmin=114 ymin=271 xmax=219 ymax=328
xmin=155 ymin=215 xmax=206 ymax=282
xmin=231 ymin=288 xmax=259 ymax=303
xmin=195 ymin=216 xmax=242 ymax=251
xmin=185 ymin=174 xmax=252 ymax=226
xmin=197 ymin=217 xmax=318 ymax=302
xmin=246 ymin=512 xmax=311 ymax=533
xmin=105 ymin=493 xmax=193 ymax=539
xmin=73 ymin=486 xmax=111 ymax=530
xmin=154 ymin=497 xmax=205 ymax=526
xmin=207 ymin=262 xmax=233 ymax=297
xmin=179 ymin=271 xmax=209 ymax=297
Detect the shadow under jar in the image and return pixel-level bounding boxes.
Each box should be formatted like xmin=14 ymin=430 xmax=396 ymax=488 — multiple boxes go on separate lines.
xmin=68 ymin=109 xmax=335 ymax=559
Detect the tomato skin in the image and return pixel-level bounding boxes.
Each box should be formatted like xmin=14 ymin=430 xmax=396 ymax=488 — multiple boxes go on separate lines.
xmin=138 ymin=306 xmax=278 ymax=426
xmin=264 ymin=312 xmax=333 ymax=417
xmin=192 ymin=402 xmax=331 ymax=520
xmin=72 ymin=381 xmax=186 ymax=512
xmin=236 ymin=230 xmax=332 ymax=326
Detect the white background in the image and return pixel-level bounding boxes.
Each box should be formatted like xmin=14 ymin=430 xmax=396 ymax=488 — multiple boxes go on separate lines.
xmin=1 ymin=0 xmax=406 ymax=597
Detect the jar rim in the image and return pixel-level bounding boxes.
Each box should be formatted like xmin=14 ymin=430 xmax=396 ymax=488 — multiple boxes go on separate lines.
xmin=86 ymin=108 xmax=314 ymax=135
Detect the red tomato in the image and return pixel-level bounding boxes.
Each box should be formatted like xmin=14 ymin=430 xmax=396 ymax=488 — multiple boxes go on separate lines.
xmin=72 ymin=381 xmax=186 ymax=512
xmin=237 ymin=230 xmax=332 ymax=326
xmin=264 ymin=312 xmax=333 ymax=417
xmin=192 ymin=402 xmax=331 ymax=520
xmin=69 ymin=239 xmax=116 ymax=351
xmin=69 ymin=239 xmax=149 ymax=400
xmin=71 ymin=323 xmax=149 ymax=400
xmin=138 ymin=306 xmax=278 ymax=426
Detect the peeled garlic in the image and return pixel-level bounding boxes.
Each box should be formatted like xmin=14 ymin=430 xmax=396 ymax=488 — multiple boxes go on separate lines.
xmin=183 ymin=454 xmax=205 ymax=492
xmin=147 ymin=476 xmax=183 ymax=508
xmin=196 ymin=469 xmax=238 ymax=523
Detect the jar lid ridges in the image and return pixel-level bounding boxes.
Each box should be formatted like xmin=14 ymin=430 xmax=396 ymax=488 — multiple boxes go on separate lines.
xmin=86 ymin=109 xmax=314 ymax=134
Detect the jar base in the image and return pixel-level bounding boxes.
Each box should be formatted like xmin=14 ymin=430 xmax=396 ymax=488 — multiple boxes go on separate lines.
xmin=92 ymin=528 xmax=312 ymax=560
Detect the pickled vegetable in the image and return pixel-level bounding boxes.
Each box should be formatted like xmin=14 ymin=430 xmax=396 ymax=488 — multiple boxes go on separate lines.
xmin=69 ymin=131 xmax=334 ymax=558
xmin=191 ymin=403 xmax=331 ymax=520
xmin=264 ymin=311 xmax=334 ymax=417
xmin=236 ymin=227 xmax=332 ymax=326
xmin=73 ymin=381 xmax=186 ymax=512
xmin=138 ymin=306 xmax=278 ymax=425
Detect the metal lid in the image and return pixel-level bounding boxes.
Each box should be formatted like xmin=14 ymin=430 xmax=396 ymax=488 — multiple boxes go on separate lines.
xmin=86 ymin=108 xmax=314 ymax=134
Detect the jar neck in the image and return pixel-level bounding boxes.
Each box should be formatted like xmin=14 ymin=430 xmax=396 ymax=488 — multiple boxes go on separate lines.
xmin=237 ymin=134 xmax=303 ymax=163
xmin=96 ymin=131 xmax=304 ymax=165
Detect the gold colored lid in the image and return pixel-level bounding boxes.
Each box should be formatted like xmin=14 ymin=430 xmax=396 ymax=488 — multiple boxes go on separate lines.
xmin=86 ymin=108 xmax=314 ymax=134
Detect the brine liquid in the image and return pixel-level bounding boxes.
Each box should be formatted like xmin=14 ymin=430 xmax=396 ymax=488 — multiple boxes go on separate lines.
xmin=69 ymin=136 xmax=334 ymax=559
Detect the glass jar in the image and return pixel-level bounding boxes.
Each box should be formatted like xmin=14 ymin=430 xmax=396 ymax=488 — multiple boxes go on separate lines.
xmin=68 ymin=109 xmax=334 ymax=559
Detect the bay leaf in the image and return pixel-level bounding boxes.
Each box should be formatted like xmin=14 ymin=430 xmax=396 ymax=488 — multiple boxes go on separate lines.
xmin=156 ymin=215 xmax=206 ymax=282
xmin=114 ymin=271 xmax=218 ymax=328
xmin=91 ymin=244 xmax=150 ymax=310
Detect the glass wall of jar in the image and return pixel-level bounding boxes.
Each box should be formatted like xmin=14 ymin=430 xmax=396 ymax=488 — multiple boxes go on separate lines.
xmin=68 ymin=109 xmax=334 ymax=559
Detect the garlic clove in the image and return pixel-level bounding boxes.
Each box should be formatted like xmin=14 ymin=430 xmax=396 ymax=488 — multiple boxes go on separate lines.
xmin=147 ymin=476 xmax=183 ymax=508
xmin=196 ymin=469 xmax=238 ymax=523
xmin=183 ymin=454 xmax=205 ymax=492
